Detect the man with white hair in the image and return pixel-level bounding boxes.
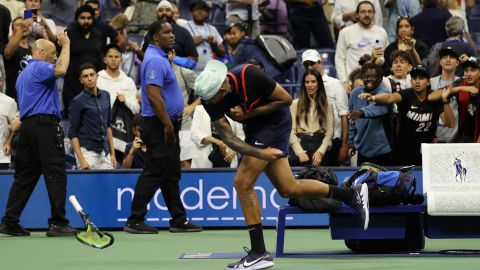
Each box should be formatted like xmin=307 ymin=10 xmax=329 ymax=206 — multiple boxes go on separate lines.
xmin=302 ymin=49 xmax=349 ymax=165
xmin=194 ymin=59 xmax=369 ymax=269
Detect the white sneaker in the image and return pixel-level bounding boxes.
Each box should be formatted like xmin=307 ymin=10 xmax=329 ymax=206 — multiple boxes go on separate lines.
xmin=227 ymin=248 xmax=274 ymax=270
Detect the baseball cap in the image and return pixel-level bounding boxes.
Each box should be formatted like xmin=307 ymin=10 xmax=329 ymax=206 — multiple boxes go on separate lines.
xmin=410 ymin=65 xmax=430 ymax=78
xmin=195 ymin=60 xmax=228 ymax=100
xmin=439 ymin=46 xmax=458 ymax=59
xmin=301 ymin=49 xmax=321 ymax=63
xmin=462 ymin=56 xmax=480 ymax=69
xmin=157 ymin=0 xmax=172 ymax=10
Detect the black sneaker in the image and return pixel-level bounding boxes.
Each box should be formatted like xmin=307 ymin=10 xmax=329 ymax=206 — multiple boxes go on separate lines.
xmin=123 ymin=221 xmax=159 ymax=234
xmin=169 ymin=220 xmax=202 ymax=233
xmin=347 ymin=183 xmax=369 ymax=230
xmin=0 ymin=222 xmax=30 ymax=236
xmin=227 ymin=248 xmax=274 ymax=270
xmin=46 ymin=224 xmax=78 ymax=237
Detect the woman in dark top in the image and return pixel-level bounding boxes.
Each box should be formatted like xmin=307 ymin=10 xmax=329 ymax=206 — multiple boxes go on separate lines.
xmin=384 ymin=17 xmax=429 ymax=76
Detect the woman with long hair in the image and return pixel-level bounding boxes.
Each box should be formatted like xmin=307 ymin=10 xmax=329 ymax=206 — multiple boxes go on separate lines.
xmin=289 ymin=69 xmax=333 ymax=166
xmin=384 ymin=16 xmax=429 ymax=75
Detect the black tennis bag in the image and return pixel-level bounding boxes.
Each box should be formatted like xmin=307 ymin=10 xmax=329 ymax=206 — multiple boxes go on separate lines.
xmin=288 ymin=166 xmax=342 ymax=213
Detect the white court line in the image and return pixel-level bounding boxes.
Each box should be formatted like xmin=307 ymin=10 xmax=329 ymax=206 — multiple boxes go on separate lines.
xmin=118 ymin=216 xmax=286 ymax=222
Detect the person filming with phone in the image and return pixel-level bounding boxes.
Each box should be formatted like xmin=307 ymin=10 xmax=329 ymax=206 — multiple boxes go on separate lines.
xmin=122 ymin=114 xmax=147 ymax=169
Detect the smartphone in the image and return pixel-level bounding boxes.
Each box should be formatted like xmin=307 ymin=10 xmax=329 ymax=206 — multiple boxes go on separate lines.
xmin=23 ymin=9 xmax=39 ymax=22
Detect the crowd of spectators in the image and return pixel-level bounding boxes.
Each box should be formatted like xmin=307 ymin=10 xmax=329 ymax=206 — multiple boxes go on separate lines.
xmin=0 ymin=0 xmax=479 ymax=171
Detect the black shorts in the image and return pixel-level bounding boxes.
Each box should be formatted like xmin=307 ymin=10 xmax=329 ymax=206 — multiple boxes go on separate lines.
xmin=243 ymin=107 xmax=292 ymax=157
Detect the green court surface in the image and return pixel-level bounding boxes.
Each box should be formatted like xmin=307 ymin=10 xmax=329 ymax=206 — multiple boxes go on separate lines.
xmin=1 ymin=229 xmax=480 ymax=270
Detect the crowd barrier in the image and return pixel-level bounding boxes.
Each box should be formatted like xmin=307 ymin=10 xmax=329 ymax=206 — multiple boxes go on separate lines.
xmin=0 ymin=167 xmax=423 ymax=229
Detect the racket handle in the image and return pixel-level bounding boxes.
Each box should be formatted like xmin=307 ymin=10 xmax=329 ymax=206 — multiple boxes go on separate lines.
xmin=69 ymin=195 xmax=83 ymax=212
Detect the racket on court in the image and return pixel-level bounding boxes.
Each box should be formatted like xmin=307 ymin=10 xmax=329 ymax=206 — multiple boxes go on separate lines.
xmin=69 ymin=195 xmax=114 ymax=249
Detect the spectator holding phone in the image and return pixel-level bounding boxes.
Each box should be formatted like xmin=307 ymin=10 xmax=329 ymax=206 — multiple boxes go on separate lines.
xmin=23 ymin=0 xmax=57 ymax=43
xmin=1 ymin=16 xmax=32 ymax=100
xmin=122 ymin=114 xmax=146 ymax=169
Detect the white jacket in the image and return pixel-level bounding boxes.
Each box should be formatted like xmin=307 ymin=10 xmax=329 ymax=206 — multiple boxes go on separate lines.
xmin=97 ymin=70 xmax=140 ymax=115
xmin=190 ymin=105 xmax=245 ymax=168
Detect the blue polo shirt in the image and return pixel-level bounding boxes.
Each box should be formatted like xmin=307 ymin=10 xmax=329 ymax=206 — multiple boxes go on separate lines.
xmin=69 ymin=89 xmax=112 ymax=154
xmin=16 ymin=59 xmax=61 ymax=120
xmin=141 ymin=44 xmax=184 ymax=118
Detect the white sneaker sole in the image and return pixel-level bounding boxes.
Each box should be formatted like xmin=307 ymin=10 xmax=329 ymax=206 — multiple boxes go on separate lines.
xmin=360 ymin=183 xmax=369 ymax=230
xmin=227 ymin=260 xmax=274 ymax=270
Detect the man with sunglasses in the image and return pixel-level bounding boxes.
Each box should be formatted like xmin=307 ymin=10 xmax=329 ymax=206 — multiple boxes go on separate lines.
xmin=69 ymin=63 xmax=116 ymax=170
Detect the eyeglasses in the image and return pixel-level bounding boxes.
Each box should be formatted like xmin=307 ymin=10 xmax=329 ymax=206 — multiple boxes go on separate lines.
xmin=397 ymin=15 xmax=410 ymax=19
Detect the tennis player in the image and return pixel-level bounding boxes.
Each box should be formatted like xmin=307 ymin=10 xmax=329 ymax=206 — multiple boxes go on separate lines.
xmin=194 ymin=60 xmax=369 ymax=270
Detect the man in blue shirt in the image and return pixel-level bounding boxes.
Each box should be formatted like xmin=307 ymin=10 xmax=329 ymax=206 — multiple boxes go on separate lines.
xmin=69 ymin=63 xmax=116 ymax=170
xmin=124 ymin=20 xmax=202 ymax=234
xmin=348 ymin=63 xmax=393 ymax=165
xmin=0 ymin=34 xmax=78 ymax=237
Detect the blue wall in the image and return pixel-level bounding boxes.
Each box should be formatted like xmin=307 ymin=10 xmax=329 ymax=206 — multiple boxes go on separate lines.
xmin=0 ymin=168 xmax=423 ymax=229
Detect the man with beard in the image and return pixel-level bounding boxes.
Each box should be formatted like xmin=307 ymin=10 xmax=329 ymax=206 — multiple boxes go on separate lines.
xmin=335 ymin=1 xmax=388 ymax=91
xmin=63 ymin=5 xmax=103 ymax=118
xmin=85 ymin=0 xmax=125 ymax=49
xmin=139 ymin=0 xmax=197 ymax=63
xmin=124 ymin=20 xmax=202 ymax=234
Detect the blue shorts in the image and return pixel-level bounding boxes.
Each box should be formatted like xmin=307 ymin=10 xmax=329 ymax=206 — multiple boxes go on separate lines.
xmin=243 ymin=107 xmax=292 ymax=157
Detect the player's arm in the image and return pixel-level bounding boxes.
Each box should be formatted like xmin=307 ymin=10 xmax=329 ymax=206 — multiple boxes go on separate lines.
xmin=214 ymin=117 xmax=281 ymax=161
xmin=243 ymin=83 xmax=292 ymax=119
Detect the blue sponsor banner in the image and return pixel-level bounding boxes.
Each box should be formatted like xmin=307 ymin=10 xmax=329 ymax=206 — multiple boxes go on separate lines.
xmin=0 ymin=168 xmax=423 ymax=229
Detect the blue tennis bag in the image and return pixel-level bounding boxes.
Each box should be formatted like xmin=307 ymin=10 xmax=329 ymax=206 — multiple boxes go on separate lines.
xmin=342 ymin=163 xmax=422 ymax=206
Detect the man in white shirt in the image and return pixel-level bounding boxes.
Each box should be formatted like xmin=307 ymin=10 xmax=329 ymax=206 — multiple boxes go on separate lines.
xmin=331 ymin=0 xmax=383 ymax=37
xmin=335 ymin=1 xmax=388 ymax=89
xmin=0 ymin=71 xmax=17 ymax=169
xmin=302 ymin=49 xmax=349 ymax=165
xmin=97 ymin=44 xmax=140 ymax=158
